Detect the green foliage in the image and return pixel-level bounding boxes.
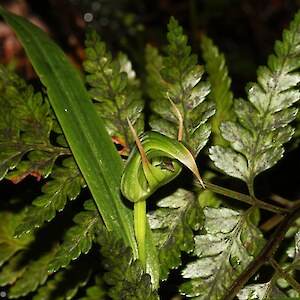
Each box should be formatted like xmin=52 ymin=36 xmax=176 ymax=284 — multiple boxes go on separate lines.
xmin=0 ymin=65 xmax=67 ymax=181
xmin=200 ymin=35 xmax=235 ymax=146
xmin=148 ymin=188 xmax=204 ymax=280
xmin=180 ymin=207 xmax=265 ymax=299
xmin=6 ymin=248 xmax=58 ymax=298
xmin=236 ymin=225 xmax=300 ymax=300
xmin=146 ymin=16 xmax=215 ymax=155
xmin=48 ymin=200 xmax=103 ymax=273
xmin=14 ymin=157 xmax=85 ymax=237
xmin=96 ymin=229 xmax=159 ymax=299
xmin=33 ymin=258 xmax=94 ymax=300
xmin=83 ymin=29 xmax=144 ymax=153
xmin=209 ymin=11 xmax=300 ymax=191
xmin=1 ymin=6 xmax=300 ymax=300
xmin=237 ymin=282 xmax=286 ymax=299
xmin=78 ymin=276 xmax=107 ymax=300
xmin=0 ymin=210 xmax=33 ymax=268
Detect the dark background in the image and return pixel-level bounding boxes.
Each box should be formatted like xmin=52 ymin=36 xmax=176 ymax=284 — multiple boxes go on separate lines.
xmin=1 ymin=0 xmax=299 ymax=93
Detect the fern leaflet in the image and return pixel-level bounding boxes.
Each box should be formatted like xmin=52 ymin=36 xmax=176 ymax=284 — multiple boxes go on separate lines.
xmin=0 ymin=210 xmax=33 ymax=268
xmin=78 ymin=275 xmax=107 ymax=300
xmin=200 ymin=35 xmax=235 ymax=146
xmin=48 ymin=200 xmax=103 ymax=272
xmin=6 ymin=247 xmax=59 ymax=298
xmin=147 ymin=16 xmax=214 ymax=155
xmin=96 ymin=229 xmax=159 ymax=299
xmin=147 ymin=188 xmax=203 ymax=280
xmin=14 ymin=157 xmax=85 ymax=237
xmin=33 ymin=258 xmax=93 ymax=300
xmin=0 ymin=66 xmax=69 ymax=181
xmin=237 ymin=282 xmax=286 ymax=299
xmin=180 ymin=207 xmax=265 ymax=299
xmin=83 ymin=29 xmax=144 ymax=153
xmin=209 ymin=11 xmax=300 ymax=192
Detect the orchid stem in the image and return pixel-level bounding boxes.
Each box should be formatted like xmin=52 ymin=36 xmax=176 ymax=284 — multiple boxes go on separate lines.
xmin=134 ymin=200 xmax=147 ymax=270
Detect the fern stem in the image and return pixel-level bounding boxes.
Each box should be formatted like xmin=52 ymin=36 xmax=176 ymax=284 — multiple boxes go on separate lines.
xmin=223 ymin=203 xmax=300 ymax=300
xmin=269 ymin=257 xmax=300 ymax=292
xmin=204 ymin=181 xmax=289 ymax=214
xmin=247 ymin=179 xmax=256 ymax=199
xmin=134 ymin=200 xmax=147 ymax=270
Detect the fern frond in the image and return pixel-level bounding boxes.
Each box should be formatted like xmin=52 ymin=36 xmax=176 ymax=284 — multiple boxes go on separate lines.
xmin=145 ymin=44 xmax=164 ymax=105
xmin=201 ymin=35 xmax=235 ymax=146
xmin=147 ymin=17 xmax=214 ymax=155
xmin=33 ymin=258 xmax=93 ymax=300
xmin=0 ymin=66 xmax=69 ymax=181
xmin=0 ymin=211 xmax=35 ymax=290
xmin=14 ymin=157 xmax=85 ymax=237
xmin=180 ymin=207 xmax=265 ymax=299
xmin=0 ymin=252 xmax=26 ymax=288
xmin=83 ymin=29 xmax=144 ymax=153
xmin=0 ymin=210 xmax=33 ymax=268
xmin=78 ymin=275 xmax=107 ymax=300
xmin=291 ymin=228 xmax=300 ymax=268
xmin=147 ymin=188 xmax=203 ymax=280
xmin=237 ymin=282 xmax=286 ymax=299
xmin=237 ymin=227 xmax=300 ymax=299
xmin=6 ymin=247 xmax=59 ymax=299
xmin=96 ymin=229 xmax=158 ymax=299
xmin=48 ymin=200 xmax=103 ymax=272
xmin=209 ymin=11 xmax=300 ymax=192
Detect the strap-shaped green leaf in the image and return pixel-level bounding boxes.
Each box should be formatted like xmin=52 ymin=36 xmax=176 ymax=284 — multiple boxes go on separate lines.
xmin=0 ymin=8 xmax=160 ymax=288
xmin=0 ymin=7 xmax=137 ymax=256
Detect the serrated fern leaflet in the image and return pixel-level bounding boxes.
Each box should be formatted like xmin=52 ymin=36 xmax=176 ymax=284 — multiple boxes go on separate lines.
xmin=33 ymin=259 xmax=94 ymax=300
xmin=83 ymin=29 xmax=144 ymax=154
xmin=200 ymin=35 xmax=235 ymax=147
xmin=180 ymin=207 xmax=265 ymax=300
xmin=209 ymin=11 xmax=300 ymax=193
xmin=96 ymin=229 xmax=159 ymax=299
xmin=147 ymin=188 xmax=203 ymax=280
xmin=146 ymin=16 xmax=215 ymax=156
xmin=14 ymin=158 xmax=85 ymax=237
xmin=0 ymin=66 xmax=69 ymax=181
xmin=48 ymin=200 xmax=103 ymax=273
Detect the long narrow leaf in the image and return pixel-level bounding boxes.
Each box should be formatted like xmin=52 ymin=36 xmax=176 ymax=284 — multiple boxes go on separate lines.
xmin=0 ymin=7 xmax=137 ymax=257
